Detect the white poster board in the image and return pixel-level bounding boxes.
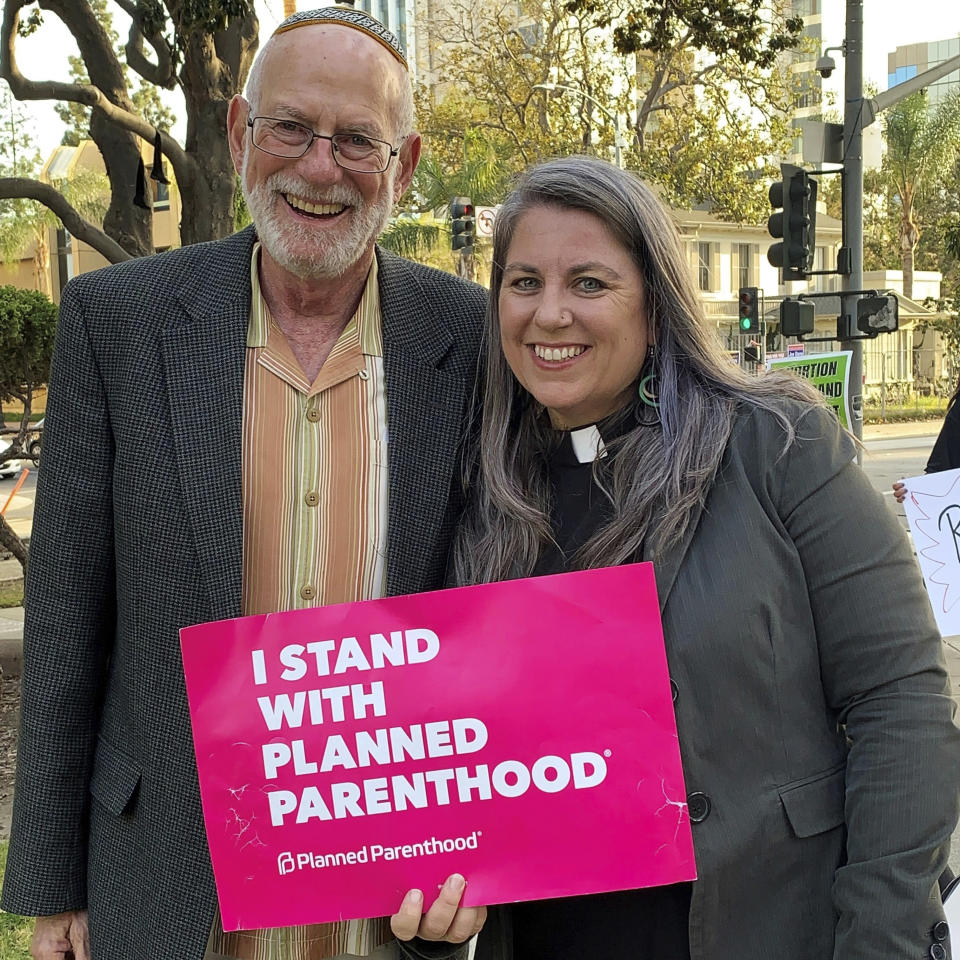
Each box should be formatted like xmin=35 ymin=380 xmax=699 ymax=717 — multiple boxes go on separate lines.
xmin=902 ymin=467 xmax=960 ymax=637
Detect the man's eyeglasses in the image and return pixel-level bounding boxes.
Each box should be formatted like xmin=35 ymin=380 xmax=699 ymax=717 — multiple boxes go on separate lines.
xmin=247 ymin=116 xmax=402 ymax=174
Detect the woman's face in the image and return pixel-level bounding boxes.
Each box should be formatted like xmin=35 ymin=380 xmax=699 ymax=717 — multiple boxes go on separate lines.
xmin=498 ymin=205 xmax=651 ymax=430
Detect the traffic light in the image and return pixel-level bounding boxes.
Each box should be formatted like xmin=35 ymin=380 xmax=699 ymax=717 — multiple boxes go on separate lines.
xmin=780 ymin=298 xmax=815 ymax=337
xmin=450 ymin=196 xmax=475 ymax=251
xmin=767 ymin=163 xmax=818 ymax=281
xmin=738 ymin=286 xmax=760 ymax=335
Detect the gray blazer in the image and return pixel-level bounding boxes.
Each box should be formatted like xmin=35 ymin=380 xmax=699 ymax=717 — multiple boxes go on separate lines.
xmin=0 ymin=227 xmax=486 ymax=959
xmin=476 ymin=401 xmax=960 ymax=960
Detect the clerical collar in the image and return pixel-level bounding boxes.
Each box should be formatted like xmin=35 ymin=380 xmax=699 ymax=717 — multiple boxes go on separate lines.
xmin=568 ymin=424 xmax=607 ymax=464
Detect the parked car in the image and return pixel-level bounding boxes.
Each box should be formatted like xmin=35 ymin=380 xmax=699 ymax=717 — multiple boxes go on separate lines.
xmin=25 ymin=417 xmax=42 ymax=465
xmin=0 ymin=436 xmax=22 ymax=479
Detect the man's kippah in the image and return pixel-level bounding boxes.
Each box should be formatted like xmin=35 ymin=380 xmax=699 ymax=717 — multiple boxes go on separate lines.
xmin=273 ymin=7 xmax=408 ymax=71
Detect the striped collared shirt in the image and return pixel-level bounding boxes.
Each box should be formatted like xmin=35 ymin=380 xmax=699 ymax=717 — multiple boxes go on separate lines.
xmin=208 ymin=243 xmax=392 ymax=959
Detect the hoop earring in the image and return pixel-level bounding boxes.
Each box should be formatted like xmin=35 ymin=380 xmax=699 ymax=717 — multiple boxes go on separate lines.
xmin=638 ymin=371 xmax=659 ymax=408
xmin=638 ymin=342 xmax=659 ymax=408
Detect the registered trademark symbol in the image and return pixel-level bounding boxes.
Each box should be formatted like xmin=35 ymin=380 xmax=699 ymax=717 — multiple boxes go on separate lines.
xmin=604 ymin=749 xmax=612 ymax=758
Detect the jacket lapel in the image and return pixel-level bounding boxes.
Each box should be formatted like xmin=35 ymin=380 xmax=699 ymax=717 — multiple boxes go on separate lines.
xmin=643 ymin=496 xmax=705 ymax=615
xmin=377 ymin=249 xmax=472 ymax=596
xmin=162 ymin=228 xmax=256 ymax=623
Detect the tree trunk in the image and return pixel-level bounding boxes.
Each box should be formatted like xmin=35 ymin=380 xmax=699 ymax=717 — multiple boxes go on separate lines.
xmin=902 ymin=241 xmax=915 ymax=302
xmin=176 ymin=18 xmax=259 ymax=244
xmin=91 ymin=109 xmax=154 ymax=258
xmin=178 ymin=100 xmax=238 ymax=245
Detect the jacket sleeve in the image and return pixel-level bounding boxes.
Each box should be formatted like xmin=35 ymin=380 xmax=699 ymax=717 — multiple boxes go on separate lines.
xmin=772 ymin=404 xmax=960 ymax=958
xmin=926 ymin=403 xmax=960 ymax=474
xmin=0 ymin=280 xmax=116 ymax=916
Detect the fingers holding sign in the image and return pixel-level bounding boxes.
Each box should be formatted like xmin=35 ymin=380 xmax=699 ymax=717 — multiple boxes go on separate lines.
xmin=391 ymin=874 xmax=487 ymax=945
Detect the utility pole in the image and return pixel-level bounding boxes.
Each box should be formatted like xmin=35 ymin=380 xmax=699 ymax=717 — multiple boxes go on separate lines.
xmin=840 ymin=0 xmax=865 ymax=444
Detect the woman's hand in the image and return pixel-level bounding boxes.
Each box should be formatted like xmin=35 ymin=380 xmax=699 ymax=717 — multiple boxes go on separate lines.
xmin=391 ymin=873 xmax=487 ymax=944
xmin=893 ymin=480 xmax=907 ymax=504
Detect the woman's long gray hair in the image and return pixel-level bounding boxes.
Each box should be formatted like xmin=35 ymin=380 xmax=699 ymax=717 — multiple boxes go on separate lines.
xmin=451 ymin=156 xmax=824 ymax=585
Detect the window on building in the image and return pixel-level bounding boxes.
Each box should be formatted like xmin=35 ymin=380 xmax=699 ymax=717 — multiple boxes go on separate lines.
xmin=733 ymin=243 xmax=753 ymax=289
xmin=154 ymin=164 xmax=170 ymax=209
xmin=698 ymin=242 xmax=712 ymax=292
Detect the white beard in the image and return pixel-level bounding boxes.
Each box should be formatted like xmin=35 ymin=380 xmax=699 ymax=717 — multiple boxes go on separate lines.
xmin=241 ymin=159 xmax=396 ymax=280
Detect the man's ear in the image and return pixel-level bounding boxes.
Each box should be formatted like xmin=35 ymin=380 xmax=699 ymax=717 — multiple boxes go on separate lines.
xmin=393 ymin=131 xmax=421 ymax=203
xmin=227 ymin=95 xmax=250 ymax=176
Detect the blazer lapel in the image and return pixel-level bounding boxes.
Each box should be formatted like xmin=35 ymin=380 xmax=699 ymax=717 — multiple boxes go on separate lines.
xmin=377 ymin=249 xmax=472 ymax=596
xmin=161 ymin=228 xmax=256 ymax=623
xmin=643 ymin=496 xmax=705 ymax=616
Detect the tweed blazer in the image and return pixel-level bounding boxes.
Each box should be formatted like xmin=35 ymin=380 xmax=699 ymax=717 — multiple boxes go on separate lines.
xmin=474 ymin=400 xmax=960 ymax=960
xmin=0 ymin=227 xmax=486 ymax=959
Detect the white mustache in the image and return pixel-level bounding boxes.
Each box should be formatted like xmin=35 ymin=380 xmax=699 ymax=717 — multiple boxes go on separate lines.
xmin=265 ymin=173 xmax=363 ymax=209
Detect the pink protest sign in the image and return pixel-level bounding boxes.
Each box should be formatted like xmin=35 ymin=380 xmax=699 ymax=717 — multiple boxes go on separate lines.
xmin=180 ymin=562 xmax=696 ymax=932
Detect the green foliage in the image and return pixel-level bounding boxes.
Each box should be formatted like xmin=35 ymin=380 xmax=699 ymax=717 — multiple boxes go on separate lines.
xmin=0 ymin=843 xmax=33 ymax=958
xmin=417 ymin=0 xmax=795 ymax=221
xmin=0 ymin=287 xmax=57 ymax=418
xmin=233 ymin=175 xmax=251 ymax=232
xmin=378 ymin=217 xmax=444 ymax=260
xmin=879 ymin=90 xmax=960 ymax=295
xmin=566 ymin=0 xmax=803 ymax=69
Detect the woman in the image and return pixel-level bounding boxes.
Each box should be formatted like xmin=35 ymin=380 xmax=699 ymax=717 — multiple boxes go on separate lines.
xmin=395 ymin=156 xmax=959 ymax=960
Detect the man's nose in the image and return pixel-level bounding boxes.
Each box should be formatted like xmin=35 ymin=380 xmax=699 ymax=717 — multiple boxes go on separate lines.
xmin=295 ymin=135 xmax=342 ymax=179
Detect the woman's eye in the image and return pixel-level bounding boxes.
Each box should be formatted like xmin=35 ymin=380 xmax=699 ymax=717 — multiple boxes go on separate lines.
xmin=577 ymin=277 xmax=604 ymax=292
xmin=512 ymin=277 xmax=539 ymax=290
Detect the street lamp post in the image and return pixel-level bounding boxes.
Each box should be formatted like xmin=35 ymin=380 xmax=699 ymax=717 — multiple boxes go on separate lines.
xmin=533 ymin=82 xmax=624 ymax=169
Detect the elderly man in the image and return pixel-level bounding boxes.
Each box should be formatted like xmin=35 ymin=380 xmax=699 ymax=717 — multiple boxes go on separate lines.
xmin=1 ymin=9 xmax=485 ymax=960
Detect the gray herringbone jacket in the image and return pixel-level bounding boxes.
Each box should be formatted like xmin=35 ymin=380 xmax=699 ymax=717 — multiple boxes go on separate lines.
xmin=0 ymin=227 xmax=485 ymax=959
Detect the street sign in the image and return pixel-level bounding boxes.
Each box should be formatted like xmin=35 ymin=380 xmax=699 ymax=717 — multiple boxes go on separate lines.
xmin=475 ymin=206 xmax=500 ymax=237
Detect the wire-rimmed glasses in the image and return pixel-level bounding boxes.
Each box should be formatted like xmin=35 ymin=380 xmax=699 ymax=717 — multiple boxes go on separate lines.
xmin=247 ymin=116 xmax=401 ymax=174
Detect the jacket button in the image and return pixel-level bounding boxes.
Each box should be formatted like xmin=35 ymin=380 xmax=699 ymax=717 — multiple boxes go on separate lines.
xmin=670 ymin=679 xmax=679 ymax=703
xmin=933 ymin=920 xmax=949 ymax=942
xmin=687 ymin=792 xmax=711 ymax=823
xmin=930 ymin=944 xmax=947 ymax=960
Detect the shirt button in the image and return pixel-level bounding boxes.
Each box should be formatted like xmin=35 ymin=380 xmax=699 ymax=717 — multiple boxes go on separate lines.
xmin=358 ymin=369 xmax=370 ymax=381
xmin=687 ymin=792 xmax=711 ymax=823
xmin=932 ymin=920 xmax=949 ymax=942
xmin=300 ymin=585 xmax=316 ymax=601
xmin=304 ymin=491 xmax=320 ymax=507
xmin=306 ymin=407 xmax=321 ymax=422
xmin=930 ymin=944 xmax=947 ymax=960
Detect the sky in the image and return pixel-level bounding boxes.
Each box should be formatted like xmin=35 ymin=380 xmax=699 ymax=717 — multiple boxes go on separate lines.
xmin=5 ymin=0 xmax=960 ymax=160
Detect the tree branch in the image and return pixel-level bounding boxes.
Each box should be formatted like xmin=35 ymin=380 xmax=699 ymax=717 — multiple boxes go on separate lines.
xmin=0 ymin=178 xmax=132 ymax=263
xmin=122 ymin=6 xmax=177 ymax=90
xmin=1 ymin=2 xmax=190 ymax=173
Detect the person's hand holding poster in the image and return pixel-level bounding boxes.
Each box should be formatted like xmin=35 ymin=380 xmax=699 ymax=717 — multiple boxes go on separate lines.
xmin=180 ymin=562 xmax=696 ymax=931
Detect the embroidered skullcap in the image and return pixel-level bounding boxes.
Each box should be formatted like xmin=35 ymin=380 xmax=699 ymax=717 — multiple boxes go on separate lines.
xmin=273 ymin=7 xmax=408 ymax=71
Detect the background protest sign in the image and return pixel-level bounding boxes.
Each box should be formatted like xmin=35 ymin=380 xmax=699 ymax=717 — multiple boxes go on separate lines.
xmin=902 ymin=467 xmax=960 ymax=636
xmin=767 ymin=350 xmax=852 ymax=429
xmin=180 ymin=563 xmax=696 ymax=932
